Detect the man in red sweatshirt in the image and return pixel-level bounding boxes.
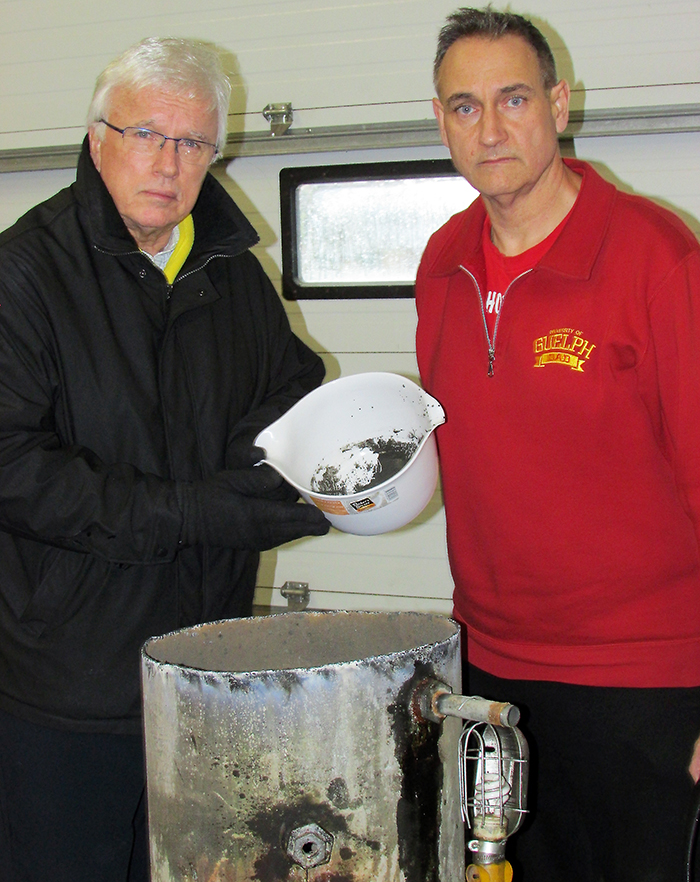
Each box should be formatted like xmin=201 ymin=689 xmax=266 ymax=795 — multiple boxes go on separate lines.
xmin=415 ymin=7 xmax=700 ymax=880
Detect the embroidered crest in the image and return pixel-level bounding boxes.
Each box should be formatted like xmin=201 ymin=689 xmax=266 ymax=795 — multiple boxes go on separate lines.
xmin=533 ymin=328 xmax=596 ymax=372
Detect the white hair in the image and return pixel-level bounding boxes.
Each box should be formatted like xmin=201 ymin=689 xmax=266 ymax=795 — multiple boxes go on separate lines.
xmin=86 ymin=37 xmax=231 ymax=153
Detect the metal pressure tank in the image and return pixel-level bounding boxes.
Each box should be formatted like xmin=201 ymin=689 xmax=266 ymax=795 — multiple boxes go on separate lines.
xmin=141 ymin=610 xmax=464 ymax=881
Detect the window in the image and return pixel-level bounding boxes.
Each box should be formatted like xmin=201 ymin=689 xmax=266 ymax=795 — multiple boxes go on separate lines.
xmin=280 ymin=159 xmax=478 ymax=299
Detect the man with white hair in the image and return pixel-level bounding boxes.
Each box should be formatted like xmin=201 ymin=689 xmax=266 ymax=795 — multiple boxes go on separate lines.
xmin=0 ymin=37 xmax=329 ymax=880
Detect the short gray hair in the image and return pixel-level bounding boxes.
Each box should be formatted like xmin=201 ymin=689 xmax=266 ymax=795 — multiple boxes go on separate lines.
xmin=87 ymin=37 xmax=231 ymax=154
xmin=434 ymin=6 xmax=557 ymax=92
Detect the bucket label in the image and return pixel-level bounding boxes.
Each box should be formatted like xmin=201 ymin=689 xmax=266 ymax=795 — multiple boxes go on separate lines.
xmin=350 ymin=497 xmax=375 ymax=512
xmin=310 ymin=486 xmax=398 ymax=516
xmin=310 ymin=496 xmax=351 ymax=515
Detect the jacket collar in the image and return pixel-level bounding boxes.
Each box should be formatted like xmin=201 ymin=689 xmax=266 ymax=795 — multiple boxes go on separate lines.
xmin=73 ymin=136 xmax=259 ymax=260
xmin=424 ymin=158 xmax=616 ymax=281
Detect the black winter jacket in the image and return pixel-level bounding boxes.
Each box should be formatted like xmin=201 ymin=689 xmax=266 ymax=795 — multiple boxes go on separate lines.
xmin=0 ymin=140 xmax=324 ymax=733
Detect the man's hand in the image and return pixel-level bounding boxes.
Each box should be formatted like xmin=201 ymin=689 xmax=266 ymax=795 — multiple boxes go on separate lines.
xmin=226 ymin=458 xmax=300 ymax=502
xmin=178 ymin=468 xmax=329 ymax=551
xmin=226 ymin=442 xmax=299 ymax=502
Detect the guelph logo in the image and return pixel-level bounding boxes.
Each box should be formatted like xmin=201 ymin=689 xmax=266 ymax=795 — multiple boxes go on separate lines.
xmin=533 ymin=328 xmax=596 ymax=372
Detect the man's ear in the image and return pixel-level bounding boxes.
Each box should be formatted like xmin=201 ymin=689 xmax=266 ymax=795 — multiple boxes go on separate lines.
xmin=550 ymin=79 xmax=570 ymax=134
xmin=433 ymin=97 xmax=450 ymax=150
xmin=88 ymin=127 xmax=102 ymax=172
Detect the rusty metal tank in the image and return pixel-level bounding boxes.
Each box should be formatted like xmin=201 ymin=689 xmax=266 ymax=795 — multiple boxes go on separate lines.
xmin=141 ymin=610 xmax=464 ymax=882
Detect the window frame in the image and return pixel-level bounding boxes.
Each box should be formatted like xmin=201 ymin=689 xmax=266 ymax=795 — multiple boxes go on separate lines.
xmin=280 ymin=158 xmax=469 ymax=300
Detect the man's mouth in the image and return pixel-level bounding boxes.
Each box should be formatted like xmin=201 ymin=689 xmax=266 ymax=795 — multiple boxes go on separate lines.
xmin=143 ymin=189 xmax=177 ymax=201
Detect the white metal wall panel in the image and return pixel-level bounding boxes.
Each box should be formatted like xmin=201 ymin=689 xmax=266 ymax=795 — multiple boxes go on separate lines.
xmin=574 ymin=132 xmax=700 ymax=239
xmin=256 ymin=516 xmax=454 ymax=614
xmin=0 ymin=167 xmax=75 ymax=230
xmin=222 ymin=144 xmax=456 ymax=613
xmin=0 ymin=1 xmax=698 ymax=150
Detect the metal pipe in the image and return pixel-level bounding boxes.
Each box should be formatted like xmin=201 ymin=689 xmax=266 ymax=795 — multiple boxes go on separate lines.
xmin=412 ymin=678 xmax=520 ymax=728
xmin=438 ymin=692 xmax=520 ymax=728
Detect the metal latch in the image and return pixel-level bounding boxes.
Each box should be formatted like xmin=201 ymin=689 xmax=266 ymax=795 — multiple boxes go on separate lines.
xmin=262 ymin=102 xmax=293 ymax=136
xmin=280 ymin=580 xmax=310 ymax=611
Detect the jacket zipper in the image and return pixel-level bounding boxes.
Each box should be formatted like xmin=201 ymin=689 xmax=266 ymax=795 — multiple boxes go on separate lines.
xmin=94 ymin=243 xmax=231 ymax=283
xmin=172 ymin=253 xmax=230 ymax=286
xmin=458 ymin=265 xmax=533 ymax=376
xmin=94 ymin=244 xmax=231 ymax=304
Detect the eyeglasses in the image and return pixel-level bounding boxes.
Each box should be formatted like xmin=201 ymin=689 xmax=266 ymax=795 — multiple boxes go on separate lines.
xmin=99 ymin=119 xmax=218 ymax=165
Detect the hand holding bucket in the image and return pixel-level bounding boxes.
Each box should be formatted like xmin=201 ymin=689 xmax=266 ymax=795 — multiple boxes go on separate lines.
xmin=254 ymin=373 xmax=445 ymax=535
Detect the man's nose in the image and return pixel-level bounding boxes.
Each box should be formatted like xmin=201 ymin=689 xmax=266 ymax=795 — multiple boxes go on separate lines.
xmin=479 ymin=106 xmax=506 ymax=146
xmin=152 ymin=138 xmax=179 ymax=176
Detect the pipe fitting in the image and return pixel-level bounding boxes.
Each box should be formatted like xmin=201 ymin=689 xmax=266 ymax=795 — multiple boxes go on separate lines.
xmin=286 ymin=822 xmax=334 ymax=869
xmin=411 ymin=678 xmax=520 ymax=727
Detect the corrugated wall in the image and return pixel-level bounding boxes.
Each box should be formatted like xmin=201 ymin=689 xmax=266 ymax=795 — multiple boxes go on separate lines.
xmin=1 ymin=0 xmax=698 ymax=149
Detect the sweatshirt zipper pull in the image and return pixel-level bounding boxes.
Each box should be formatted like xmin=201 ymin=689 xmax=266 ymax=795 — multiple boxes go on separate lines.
xmin=488 ymin=347 xmax=495 ymax=377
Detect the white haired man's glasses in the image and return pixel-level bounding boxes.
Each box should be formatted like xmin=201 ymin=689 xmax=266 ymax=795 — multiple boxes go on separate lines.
xmin=99 ymin=119 xmax=219 ymax=165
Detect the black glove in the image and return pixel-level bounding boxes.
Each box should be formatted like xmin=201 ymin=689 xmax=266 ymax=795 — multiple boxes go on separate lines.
xmin=234 ymin=458 xmax=300 ymax=503
xmin=226 ymin=442 xmax=299 ymax=503
xmin=178 ymin=468 xmax=330 ymax=551
xmin=227 ymin=439 xmax=268 ymax=469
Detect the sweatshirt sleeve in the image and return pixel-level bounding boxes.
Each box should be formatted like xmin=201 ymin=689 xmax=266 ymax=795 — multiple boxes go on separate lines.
xmin=644 ymin=247 xmax=700 ymax=540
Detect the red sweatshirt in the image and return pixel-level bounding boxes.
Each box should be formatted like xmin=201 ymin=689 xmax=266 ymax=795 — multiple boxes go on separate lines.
xmin=415 ymin=158 xmax=700 ymax=687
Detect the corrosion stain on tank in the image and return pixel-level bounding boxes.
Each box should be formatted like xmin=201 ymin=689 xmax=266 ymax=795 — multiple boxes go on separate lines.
xmin=327 ymin=776 xmax=351 ymax=809
xmin=389 ymin=662 xmax=444 ymax=882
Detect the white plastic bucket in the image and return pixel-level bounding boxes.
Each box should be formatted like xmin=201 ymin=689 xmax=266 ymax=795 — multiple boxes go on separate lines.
xmin=254 ymin=372 xmax=445 ymax=535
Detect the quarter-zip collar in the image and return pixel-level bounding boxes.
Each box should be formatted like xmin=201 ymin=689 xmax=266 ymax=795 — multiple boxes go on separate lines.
xmin=73 ymin=137 xmax=259 ymax=268
xmin=459 ymin=264 xmax=533 ymax=376
xmin=424 ymin=158 xmax=617 ymax=283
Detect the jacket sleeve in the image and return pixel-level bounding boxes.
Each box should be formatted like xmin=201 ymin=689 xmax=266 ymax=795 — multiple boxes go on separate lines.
xmin=0 ymin=267 xmax=183 ymax=566
xmin=223 ymin=255 xmax=325 ymax=467
xmin=0 ymin=245 xmax=324 ymax=566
